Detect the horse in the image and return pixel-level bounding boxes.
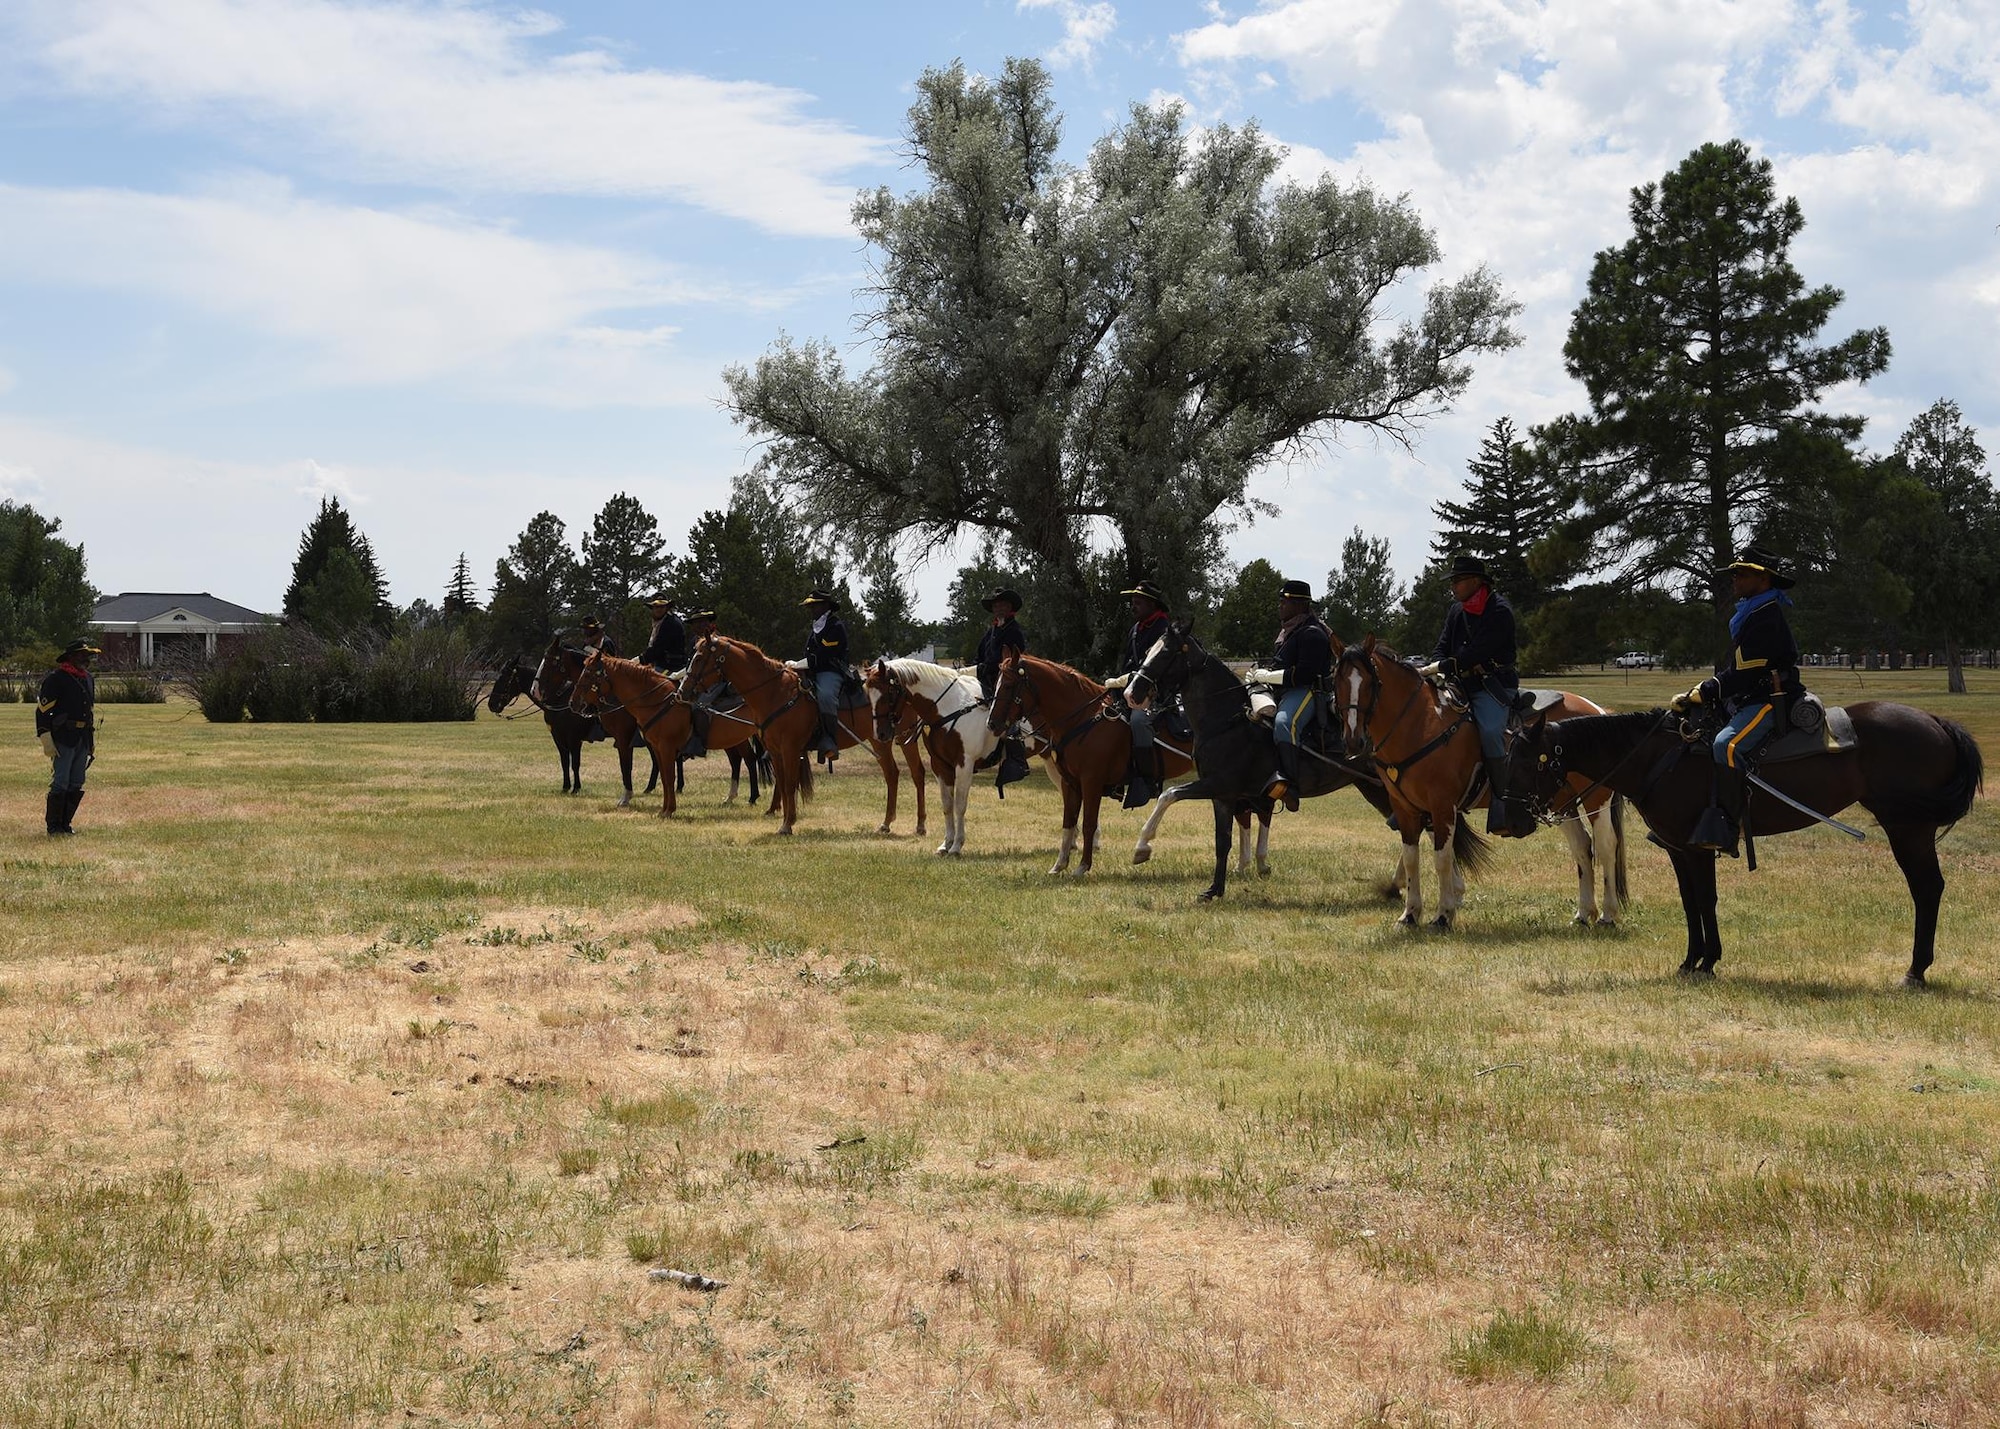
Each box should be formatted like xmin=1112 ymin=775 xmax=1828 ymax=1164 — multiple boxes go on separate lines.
xmin=985 ymin=649 xmax=1198 ymax=877
xmin=570 ymin=652 xmax=770 ymax=816
xmin=1512 ymin=703 xmax=1983 ymax=985
xmin=486 ymin=642 xmax=658 ymax=800
xmin=864 ymin=657 xmax=1000 ymax=856
xmin=1330 ymin=636 xmax=1626 ymax=931
xmin=1125 ymin=621 xmax=1459 ymax=902
xmin=684 ymin=632 xmax=923 ymax=837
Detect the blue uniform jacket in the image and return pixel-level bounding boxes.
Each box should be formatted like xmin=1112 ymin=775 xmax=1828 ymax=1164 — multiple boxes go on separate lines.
xmin=1272 ymin=616 xmax=1332 ymax=689
xmin=805 ymin=612 xmax=848 ymax=674
xmin=1715 ymin=598 xmax=1802 ymax=712
xmin=975 ymin=617 xmax=1028 ymax=694
xmin=1432 ymin=591 xmax=1519 ymax=691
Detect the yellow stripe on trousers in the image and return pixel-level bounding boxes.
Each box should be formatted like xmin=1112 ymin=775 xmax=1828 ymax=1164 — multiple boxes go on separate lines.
xmin=1725 ymin=702 xmax=1773 ymax=769
xmin=1286 ymin=691 xmax=1313 ymax=744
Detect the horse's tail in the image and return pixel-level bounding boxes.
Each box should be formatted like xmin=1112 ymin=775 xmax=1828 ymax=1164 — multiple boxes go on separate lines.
xmin=797 ymin=753 xmax=816 ymax=802
xmin=1868 ymin=716 xmax=1983 ymax=835
xmin=1611 ymin=793 xmax=1629 ymax=903
xmin=1452 ymin=818 xmax=1496 ymax=880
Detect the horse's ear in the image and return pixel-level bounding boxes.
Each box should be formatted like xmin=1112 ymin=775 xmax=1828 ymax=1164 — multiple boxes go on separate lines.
xmin=1528 ymin=709 xmax=1548 ymax=740
xmin=1329 ymin=632 xmax=1345 ymax=656
xmin=1361 ymin=633 xmax=1377 ymax=656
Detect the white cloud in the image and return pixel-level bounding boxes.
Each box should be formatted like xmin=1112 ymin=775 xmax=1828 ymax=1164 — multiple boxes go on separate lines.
xmin=1181 ymin=0 xmax=2000 ymax=583
xmin=1019 ymin=0 xmax=1117 ymax=70
xmin=0 ymin=178 xmax=723 ymax=403
xmin=12 ymin=0 xmax=886 ymax=237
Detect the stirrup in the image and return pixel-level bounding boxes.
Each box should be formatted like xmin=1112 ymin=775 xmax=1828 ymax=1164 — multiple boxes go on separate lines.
xmin=1687 ymin=805 xmax=1739 ymax=857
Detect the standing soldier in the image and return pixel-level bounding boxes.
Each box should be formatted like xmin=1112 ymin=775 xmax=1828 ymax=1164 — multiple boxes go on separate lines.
xmin=975 ymin=587 xmax=1031 ymax=789
xmin=794 ymin=589 xmax=848 ymax=755
xmin=1420 ymin=555 xmax=1534 ymax=836
xmin=1244 ymin=578 xmax=1330 ymax=811
xmin=1101 ymin=579 xmax=1171 ymax=807
xmin=37 ymin=638 xmax=98 ymax=836
xmin=639 ymin=594 xmax=685 ymax=672
xmin=1671 ymin=544 xmax=1804 ymax=856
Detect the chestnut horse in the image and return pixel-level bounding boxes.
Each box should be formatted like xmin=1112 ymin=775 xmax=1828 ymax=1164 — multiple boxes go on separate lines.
xmin=986 ymin=649 xmax=1196 ymax=876
xmin=865 ymin=657 xmax=996 ymax=856
xmin=572 ymin=652 xmax=776 ymax=816
xmin=1332 ymin=635 xmax=1626 ymax=930
xmin=685 ymin=632 xmax=920 ymax=837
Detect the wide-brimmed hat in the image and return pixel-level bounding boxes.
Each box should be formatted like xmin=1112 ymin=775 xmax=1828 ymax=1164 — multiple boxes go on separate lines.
xmin=1722 ymin=544 xmax=1795 ymax=590
xmin=1120 ymin=579 xmax=1167 ymax=608
xmin=981 ymin=587 xmax=1024 ymax=612
xmin=580 ymin=614 xmax=604 ymax=629
xmin=1278 ymin=578 xmax=1313 ymax=601
xmin=646 ymin=593 xmax=676 ymax=610
xmin=800 ymin=589 xmax=838 ymax=608
xmin=61 ymin=638 xmax=101 ymax=658
xmin=683 ymin=608 xmax=717 ymax=624
xmin=1449 ymin=554 xmax=1488 ymax=581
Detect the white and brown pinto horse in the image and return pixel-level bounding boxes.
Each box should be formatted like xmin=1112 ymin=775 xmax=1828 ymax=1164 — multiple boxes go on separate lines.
xmin=863 ymin=658 xmax=997 ymax=856
xmin=1333 ymin=635 xmax=1626 ymax=930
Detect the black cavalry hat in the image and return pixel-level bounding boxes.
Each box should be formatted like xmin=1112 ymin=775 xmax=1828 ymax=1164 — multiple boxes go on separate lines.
xmin=682 ymin=608 xmax=717 ymax=624
xmin=61 ymin=638 xmax=101 ymax=658
xmin=800 ymin=589 xmax=839 ymax=608
xmin=646 ymin=593 xmax=676 ymax=609
xmin=1722 ymin=543 xmax=1796 ymax=590
xmin=579 ymin=613 xmax=604 ymax=629
xmin=1278 ymin=578 xmax=1313 ymax=601
xmin=981 ymin=587 xmax=1024 ymax=612
xmin=1449 ymin=554 xmax=1489 ymax=580
xmin=1120 ymin=578 xmax=1168 ymax=608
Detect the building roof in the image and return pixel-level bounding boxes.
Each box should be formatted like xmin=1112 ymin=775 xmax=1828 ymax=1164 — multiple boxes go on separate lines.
xmin=92 ymin=592 xmax=274 ymax=625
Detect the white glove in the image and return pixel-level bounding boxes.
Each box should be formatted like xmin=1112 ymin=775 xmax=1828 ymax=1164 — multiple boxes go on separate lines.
xmin=1244 ymin=668 xmax=1283 ymax=685
xmin=784 ymin=658 xmax=808 ymax=672
xmin=39 ymin=732 xmax=56 ymax=760
xmin=1418 ymin=661 xmax=1442 ymax=678
xmin=1102 ymin=673 xmax=1131 ymax=690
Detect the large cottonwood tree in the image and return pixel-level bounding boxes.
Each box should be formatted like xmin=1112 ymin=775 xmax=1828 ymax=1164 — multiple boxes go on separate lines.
xmin=725 ymin=59 xmax=1518 ymax=658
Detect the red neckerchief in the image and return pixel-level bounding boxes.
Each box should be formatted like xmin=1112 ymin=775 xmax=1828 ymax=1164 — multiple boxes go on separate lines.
xmin=991 ymin=614 xmax=1011 ymax=627
xmin=1136 ymin=611 xmax=1166 ymax=634
xmin=1462 ymin=585 xmax=1491 ymax=616
xmin=58 ymin=661 xmax=89 ymax=680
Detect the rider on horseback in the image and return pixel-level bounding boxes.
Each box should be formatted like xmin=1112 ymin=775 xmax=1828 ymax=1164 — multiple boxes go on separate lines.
xmin=640 ymin=594 xmax=685 ymax=672
xmin=1243 ymin=578 xmax=1331 ymax=813
xmin=789 ymin=590 xmax=848 ymax=756
xmin=975 ymin=588 xmax=1032 ymax=790
xmin=1419 ymin=555 xmax=1536 ymax=837
xmin=675 ymin=608 xmax=720 ymax=757
xmin=1671 ymin=544 xmax=1803 ymax=857
xmin=1101 ymin=579 xmax=1172 ymax=809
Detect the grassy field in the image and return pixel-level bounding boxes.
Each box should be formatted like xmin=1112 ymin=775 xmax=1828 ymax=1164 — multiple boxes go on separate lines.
xmin=4 ymin=666 xmax=2000 ymax=1427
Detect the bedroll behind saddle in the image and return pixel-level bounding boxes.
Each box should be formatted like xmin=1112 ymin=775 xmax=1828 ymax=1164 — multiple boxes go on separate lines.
xmin=1749 ymin=694 xmax=1857 ymax=764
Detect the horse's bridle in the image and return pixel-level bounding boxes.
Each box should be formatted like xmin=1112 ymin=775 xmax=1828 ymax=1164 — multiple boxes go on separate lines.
xmin=869 ymin=662 xmax=907 ymax=743
xmin=1522 ymin=708 xmax=1682 ymax=824
xmin=1335 ymin=646 xmax=1466 ymax=777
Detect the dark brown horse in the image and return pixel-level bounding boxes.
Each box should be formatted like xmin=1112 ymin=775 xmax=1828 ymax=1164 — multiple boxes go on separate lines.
xmin=986 ymin=649 xmax=1196 ymax=876
xmin=487 ymin=640 xmax=657 ymax=801
xmin=1512 ymin=703 xmax=1982 ymax=984
xmin=684 ymin=633 xmax=924 ymax=837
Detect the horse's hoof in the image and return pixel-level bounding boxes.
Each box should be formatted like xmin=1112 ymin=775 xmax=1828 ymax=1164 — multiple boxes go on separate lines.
xmin=617 ymin=796 xmax=632 ymax=808
xmin=1572 ymin=913 xmax=1590 ymax=927
xmin=1196 ymin=889 xmax=1221 ymax=903
xmin=1256 ymin=865 xmax=1271 ymax=878
xmin=1675 ymin=965 xmax=1715 ymax=983
xmin=935 ymin=845 xmax=953 ymax=857
xmin=1133 ymin=847 xmax=1152 ymax=865
xmin=1902 ymin=972 xmax=1929 ymax=990
xmin=1429 ymin=914 xmax=1454 ymax=932
xmin=915 ymin=825 xmax=927 ymax=837
xmin=1595 ymin=917 xmax=1617 ymax=930
xmin=876 ymin=823 xmax=892 ymax=836
xmin=1396 ymin=912 xmax=1419 ymax=928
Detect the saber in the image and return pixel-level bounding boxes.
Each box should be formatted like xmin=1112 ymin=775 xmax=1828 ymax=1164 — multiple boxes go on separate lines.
xmin=1747 ymin=771 xmax=1866 ymax=842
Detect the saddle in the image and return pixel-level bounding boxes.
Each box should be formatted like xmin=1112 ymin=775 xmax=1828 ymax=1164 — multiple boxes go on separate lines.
xmin=836 ymin=667 xmax=870 ymax=713
xmin=1749 ymin=694 xmax=1857 ymax=765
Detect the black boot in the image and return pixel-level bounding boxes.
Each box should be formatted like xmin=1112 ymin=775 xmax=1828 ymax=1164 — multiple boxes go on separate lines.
xmin=814 ymin=713 xmax=840 ymax=754
xmin=1688 ymin=767 xmax=1742 ymax=857
xmin=63 ymin=789 xmax=83 ymax=834
xmin=1483 ymin=757 xmax=1535 ymax=837
xmin=1121 ymin=746 xmax=1159 ymax=809
xmin=1270 ymin=743 xmax=1300 ymax=812
xmin=45 ymin=789 xmax=68 ymax=836
xmin=997 ymin=737 xmax=1031 ymax=791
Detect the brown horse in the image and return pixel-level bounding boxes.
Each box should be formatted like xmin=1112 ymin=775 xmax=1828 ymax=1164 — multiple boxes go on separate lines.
xmin=986 ymin=649 xmax=1195 ymax=876
xmin=1331 ymin=635 xmax=1625 ymax=930
xmin=574 ymin=651 xmax=775 ymax=817
xmin=1512 ymin=703 xmax=1983 ymax=984
xmin=685 ymin=632 xmax=921 ymax=837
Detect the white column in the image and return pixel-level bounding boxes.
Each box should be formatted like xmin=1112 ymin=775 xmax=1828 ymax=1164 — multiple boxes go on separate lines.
xmin=140 ymin=631 xmax=152 ymax=666
xmin=206 ymin=631 xmax=216 ymax=657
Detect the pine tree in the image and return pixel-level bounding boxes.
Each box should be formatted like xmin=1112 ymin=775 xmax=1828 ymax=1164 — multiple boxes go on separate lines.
xmin=1211 ymin=559 xmax=1285 ymax=659
xmin=1323 ymin=529 xmax=1405 ymax=638
xmin=283 ymin=496 xmax=391 ymax=637
xmin=1430 ymin=417 xmax=1567 ymax=610
xmin=442 ymin=553 xmax=479 ymax=617
xmin=1892 ymin=400 xmax=1998 ymax=693
xmin=486 ymin=512 xmax=581 ymax=654
xmin=676 ymin=476 xmax=853 ymax=656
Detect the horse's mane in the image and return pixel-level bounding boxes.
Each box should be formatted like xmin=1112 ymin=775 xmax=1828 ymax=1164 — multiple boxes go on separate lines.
xmin=885 ymin=657 xmax=966 ymax=691
xmin=1019 ymin=652 xmax=1102 ymax=690
xmin=1548 ymin=709 xmax=1674 ymax=758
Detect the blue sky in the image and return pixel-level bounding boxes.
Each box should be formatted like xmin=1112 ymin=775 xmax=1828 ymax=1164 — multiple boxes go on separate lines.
xmin=0 ymin=0 xmax=1994 ymax=618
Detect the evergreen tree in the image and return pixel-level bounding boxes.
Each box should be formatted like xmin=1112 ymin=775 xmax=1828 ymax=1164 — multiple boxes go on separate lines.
xmin=283 ymin=497 xmax=392 ymax=638
xmin=676 ymin=476 xmax=855 ymax=657
xmin=726 ymin=58 xmax=1517 ymax=660
xmin=1430 ymin=417 xmax=1567 ymax=609
xmin=861 ymin=550 xmax=930 ymax=657
xmin=0 ymin=501 xmax=95 ymax=660
xmin=1552 ymin=140 xmax=1891 ymax=613
xmin=1211 ymin=558 xmax=1285 ymax=659
xmin=581 ymin=492 xmax=669 ymax=652
xmin=1322 ymin=528 xmax=1405 ymax=639
xmin=940 ymin=547 xmax=1040 ymax=664
xmin=442 ymin=553 xmax=479 ymax=617
xmin=486 ymin=512 xmax=581 ymax=654
xmin=1891 ymin=400 xmax=1997 ymax=692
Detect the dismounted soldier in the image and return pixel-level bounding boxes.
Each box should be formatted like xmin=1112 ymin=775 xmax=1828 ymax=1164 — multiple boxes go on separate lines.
xmin=639 ymin=594 xmax=685 ymax=672
xmin=974 ymin=587 xmax=1031 ymax=789
xmin=36 ymin=638 xmax=98 ymax=836
xmin=1421 ymin=554 xmax=1535 ymax=837
xmin=790 ymin=589 xmax=848 ymax=755
xmin=1101 ymin=578 xmax=1171 ymax=808
xmin=1671 ymin=544 xmax=1804 ymax=856
xmin=1243 ymin=578 xmax=1330 ymax=812
xmin=579 ymin=613 xmax=619 ymax=656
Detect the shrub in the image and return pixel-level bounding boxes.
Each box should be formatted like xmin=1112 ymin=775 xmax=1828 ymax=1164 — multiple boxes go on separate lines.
xmin=95 ymin=674 xmax=167 ymax=704
xmin=189 ymin=626 xmax=479 ymax=724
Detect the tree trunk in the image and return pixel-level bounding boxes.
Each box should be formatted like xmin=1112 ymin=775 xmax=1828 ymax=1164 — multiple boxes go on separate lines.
xmin=1947 ymin=637 xmax=1966 ymax=694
